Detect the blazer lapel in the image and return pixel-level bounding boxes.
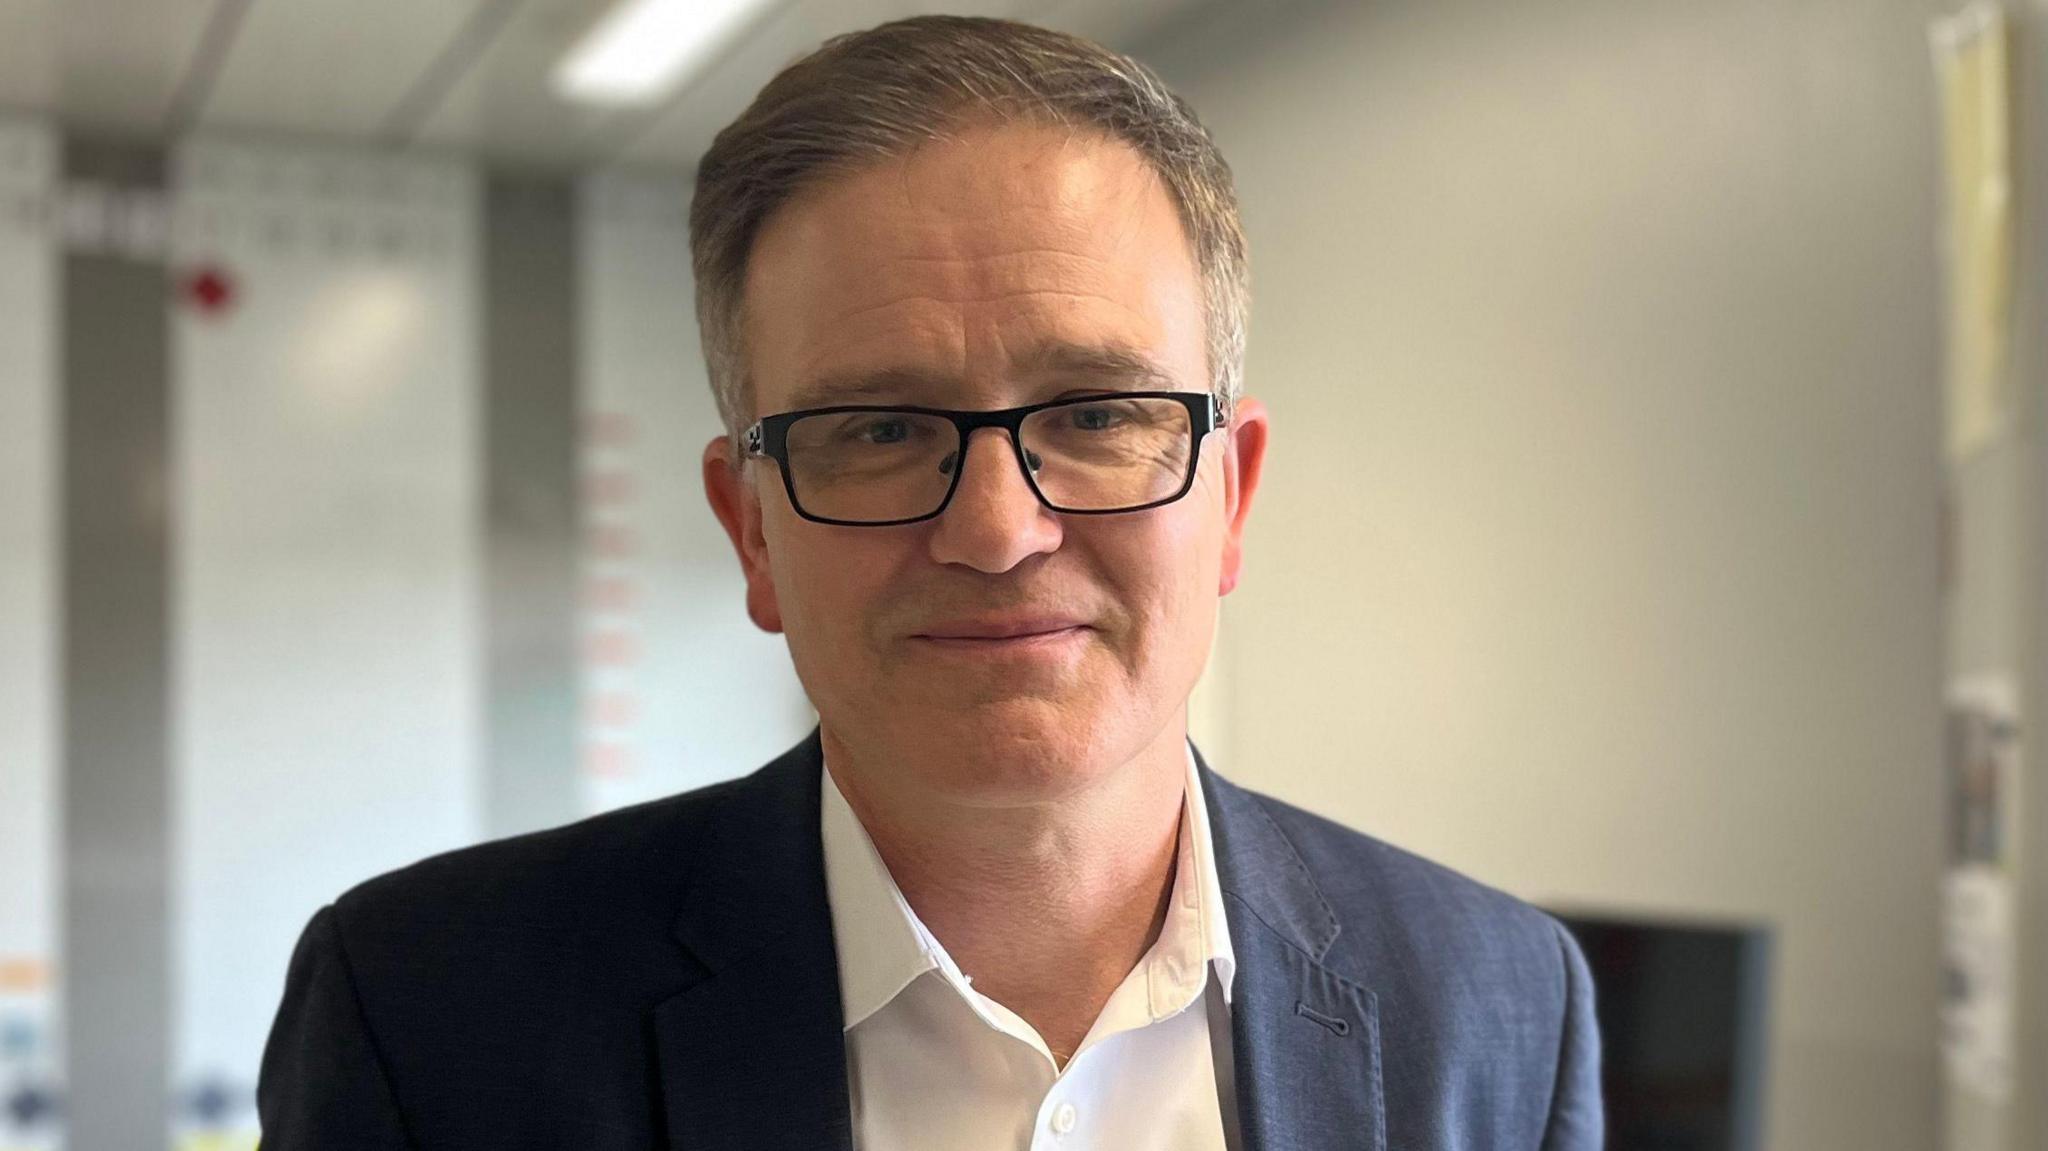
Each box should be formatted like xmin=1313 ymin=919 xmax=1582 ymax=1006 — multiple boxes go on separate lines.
xmin=652 ymin=730 xmax=854 ymax=1151
xmin=1198 ymin=748 xmax=1386 ymax=1151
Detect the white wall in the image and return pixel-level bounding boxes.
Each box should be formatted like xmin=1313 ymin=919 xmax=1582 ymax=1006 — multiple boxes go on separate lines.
xmin=576 ymin=172 xmax=811 ymax=814
xmin=2007 ymin=6 xmax=2048 ymax=1145
xmin=0 ymin=115 xmax=60 ymax=1151
xmin=170 ymin=139 xmax=485 ymax=1143
xmin=1145 ymin=0 xmax=1948 ymax=1146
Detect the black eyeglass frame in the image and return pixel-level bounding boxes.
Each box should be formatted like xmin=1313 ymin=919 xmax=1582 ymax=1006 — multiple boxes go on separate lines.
xmin=742 ymin=390 xmax=1222 ymax=527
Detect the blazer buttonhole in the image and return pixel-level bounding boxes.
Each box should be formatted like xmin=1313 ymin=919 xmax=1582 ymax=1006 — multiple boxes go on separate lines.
xmin=1294 ymin=1000 xmax=1350 ymax=1036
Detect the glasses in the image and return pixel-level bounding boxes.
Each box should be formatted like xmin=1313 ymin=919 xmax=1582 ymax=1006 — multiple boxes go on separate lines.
xmin=742 ymin=391 xmax=1220 ymax=527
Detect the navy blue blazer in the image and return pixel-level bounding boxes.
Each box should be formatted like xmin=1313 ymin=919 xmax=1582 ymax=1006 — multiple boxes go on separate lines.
xmin=258 ymin=730 xmax=1602 ymax=1149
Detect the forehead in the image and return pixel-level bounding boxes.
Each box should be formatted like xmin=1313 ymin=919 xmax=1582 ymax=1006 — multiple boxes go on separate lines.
xmin=740 ymin=123 xmax=1207 ymax=414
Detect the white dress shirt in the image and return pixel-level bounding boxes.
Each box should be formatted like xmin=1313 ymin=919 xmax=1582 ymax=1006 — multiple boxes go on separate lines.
xmin=820 ymin=743 xmax=1239 ymax=1151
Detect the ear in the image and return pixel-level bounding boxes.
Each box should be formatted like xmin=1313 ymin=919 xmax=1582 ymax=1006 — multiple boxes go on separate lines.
xmin=1216 ymin=397 xmax=1269 ymax=597
xmin=702 ymin=435 xmax=785 ymax=633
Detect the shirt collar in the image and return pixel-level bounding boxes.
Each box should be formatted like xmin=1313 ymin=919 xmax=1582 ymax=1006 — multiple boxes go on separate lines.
xmin=1177 ymin=742 xmax=1238 ymax=1005
xmin=820 ymin=741 xmax=1236 ymax=1033
xmin=819 ymin=759 xmax=939 ymax=1029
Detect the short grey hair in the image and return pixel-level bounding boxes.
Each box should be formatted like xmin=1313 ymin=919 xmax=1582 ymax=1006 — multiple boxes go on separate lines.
xmin=689 ymin=14 xmax=1249 ymax=441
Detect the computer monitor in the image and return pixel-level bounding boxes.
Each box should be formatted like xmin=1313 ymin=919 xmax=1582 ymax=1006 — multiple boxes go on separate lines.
xmin=1550 ymin=910 xmax=1772 ymax=1151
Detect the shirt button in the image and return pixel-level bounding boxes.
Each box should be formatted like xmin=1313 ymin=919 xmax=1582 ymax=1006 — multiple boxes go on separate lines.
xmin=1051 ymin=1102 xmax=1078 ymax=1135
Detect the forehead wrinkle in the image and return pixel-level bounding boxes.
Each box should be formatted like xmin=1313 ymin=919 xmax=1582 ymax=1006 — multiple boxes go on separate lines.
xmin=823 ymin=286 xmax=1150 ymax=331
xmin=885 ymin=245 xmax=1118 ymax=267
xmin=786 ymin=333 xmax=1182 ymax=413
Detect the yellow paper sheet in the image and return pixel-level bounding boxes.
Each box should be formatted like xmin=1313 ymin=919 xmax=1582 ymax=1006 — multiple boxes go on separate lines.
xmin=1931 ymin=4 xmax=2015 ymax=462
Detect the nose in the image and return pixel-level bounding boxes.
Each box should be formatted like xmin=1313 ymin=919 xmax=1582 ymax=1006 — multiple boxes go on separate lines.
xmin=926 ymin=426 xmax=1063 ymax=573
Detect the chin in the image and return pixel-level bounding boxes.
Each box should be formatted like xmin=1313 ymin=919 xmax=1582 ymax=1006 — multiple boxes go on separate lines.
xmin=883 ymin=701 xmax=1134 ymax=802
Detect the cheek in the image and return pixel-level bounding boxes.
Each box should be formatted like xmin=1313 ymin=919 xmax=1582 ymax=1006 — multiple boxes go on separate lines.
xmin=769 ymin=522 xmax=903 ymax=651
xmin=1161 ymin=458 xmax=1231 ymax=582
xmin=1161 ymin=473 xmax=1231 ymax=649
xmin=1100 ymin=505 xmax=1224 ymax=661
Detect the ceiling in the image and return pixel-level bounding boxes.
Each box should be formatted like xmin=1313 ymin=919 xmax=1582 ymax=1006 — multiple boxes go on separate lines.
xmin=0 ymin=0 xmax=1212 ymax=172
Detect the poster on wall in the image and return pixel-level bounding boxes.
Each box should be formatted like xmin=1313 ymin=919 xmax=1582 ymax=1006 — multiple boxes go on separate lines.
xmin=1940 ymin=673 xmax=2020 ymax=1103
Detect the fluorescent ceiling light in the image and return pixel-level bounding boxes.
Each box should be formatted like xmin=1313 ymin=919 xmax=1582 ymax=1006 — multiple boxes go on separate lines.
xmin=553 ymin=0 xmax=767 ymax=107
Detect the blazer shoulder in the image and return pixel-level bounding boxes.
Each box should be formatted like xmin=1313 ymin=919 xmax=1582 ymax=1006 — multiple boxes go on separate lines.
xmin=1238 ymin=785 xmax=1573 ymax=985
xmin=330 ymin=771 xmax=750 ymax=944
xmin=1231 ymin=784 xmax=1598 ymax=1146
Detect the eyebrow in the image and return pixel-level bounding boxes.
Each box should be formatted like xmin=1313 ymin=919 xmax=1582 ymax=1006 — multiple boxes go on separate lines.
xmin=1014 ymin=342 xmax=1181 ymax=390
xmin=780 ymin=342 xmax=1181 ymax=411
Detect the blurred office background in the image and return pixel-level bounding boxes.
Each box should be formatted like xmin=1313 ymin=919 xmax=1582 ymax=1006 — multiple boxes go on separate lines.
xmin=0 ymin=0 xmax=2043 ymax=1148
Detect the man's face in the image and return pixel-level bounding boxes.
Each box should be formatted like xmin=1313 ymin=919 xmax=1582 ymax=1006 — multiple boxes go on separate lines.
xmin=704 ymin=123 xmax=1267 ymax=806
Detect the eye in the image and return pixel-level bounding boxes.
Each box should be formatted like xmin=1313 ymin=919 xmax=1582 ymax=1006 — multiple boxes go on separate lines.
xmin=851 ymin=417 xmax=912 ymax=444
xmin=1068 ymin=404 xmax=1123 ymax=431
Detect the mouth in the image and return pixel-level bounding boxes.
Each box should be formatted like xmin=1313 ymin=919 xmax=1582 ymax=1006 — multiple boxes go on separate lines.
xmin=909 ymin=618 xmax=1095 ymax=654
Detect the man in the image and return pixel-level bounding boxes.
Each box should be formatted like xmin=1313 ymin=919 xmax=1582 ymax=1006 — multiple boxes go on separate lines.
xmin=259 ymin=15 xmax=1600 ymax=1151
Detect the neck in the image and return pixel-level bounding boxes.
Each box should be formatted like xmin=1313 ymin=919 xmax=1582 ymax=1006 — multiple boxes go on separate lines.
xmin=824 ymin=720 xmax=1190 ymax=1065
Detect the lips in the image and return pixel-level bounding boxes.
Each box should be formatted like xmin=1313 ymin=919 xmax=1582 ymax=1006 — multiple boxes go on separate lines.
xmin=914 ymin=616 xmax=1091 ymax=640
